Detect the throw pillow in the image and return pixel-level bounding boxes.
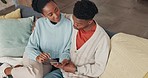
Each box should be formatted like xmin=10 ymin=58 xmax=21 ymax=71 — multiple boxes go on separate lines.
xmin=0 ymin=17 xmax=34 ymax=57
xmin=0 ymin=8 xmax=21 ymax=19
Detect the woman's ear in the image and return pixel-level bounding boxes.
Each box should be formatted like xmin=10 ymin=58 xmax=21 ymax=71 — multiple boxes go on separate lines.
xmin=41 ymin=14 xmax=46 ymax=17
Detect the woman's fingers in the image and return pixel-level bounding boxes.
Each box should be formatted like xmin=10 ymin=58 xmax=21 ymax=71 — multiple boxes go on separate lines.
xmin=37 ymin=52 xmax=52 ymax=64
xmin=43 ymin=52 xmax=50 ymax=59
xmin=40 ymin=52 xmax=50 ymax=60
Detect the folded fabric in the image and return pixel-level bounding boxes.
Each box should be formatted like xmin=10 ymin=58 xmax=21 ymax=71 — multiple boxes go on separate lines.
xmin=0 ymin=57 xmax=22 ymax=66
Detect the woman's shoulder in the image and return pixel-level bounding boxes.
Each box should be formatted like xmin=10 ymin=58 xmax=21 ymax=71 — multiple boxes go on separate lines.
xmin=36 ymin=17 xmax=46 ymax=23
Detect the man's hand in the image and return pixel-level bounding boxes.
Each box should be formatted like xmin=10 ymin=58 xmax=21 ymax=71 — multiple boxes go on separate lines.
xmin=63 ymin=61 xmax=76 ymax=73
xmin=53 ymin=60 xmax=76 ymax=73
xmin=61 ymin=59 xmax=69 ymax=67
xmin=52 ymin=59 xmax=69 ymax=68
xmin=36 ymin=52 xmax=50 ymax=63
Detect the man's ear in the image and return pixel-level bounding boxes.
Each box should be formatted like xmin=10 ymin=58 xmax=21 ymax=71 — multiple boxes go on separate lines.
xmin=88 ymin=20 xmax=93 ymax=24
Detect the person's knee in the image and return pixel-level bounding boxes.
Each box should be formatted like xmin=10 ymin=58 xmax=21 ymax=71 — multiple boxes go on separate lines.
xmin=11 ymin=67 xmax=43 ymax=78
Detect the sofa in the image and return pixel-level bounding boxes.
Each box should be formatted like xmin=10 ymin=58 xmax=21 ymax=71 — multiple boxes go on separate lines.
xmin=0 ymin=5 xmax=148 ymax=78
xmin=100 ymin=33 xmax=148 ymax=78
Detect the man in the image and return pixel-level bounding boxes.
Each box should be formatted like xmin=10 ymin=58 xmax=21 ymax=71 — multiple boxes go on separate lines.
xmin=0 ymin=0 xmax=72 ymax=78
xmin=53 ymin=0 xmax=110 ymax=78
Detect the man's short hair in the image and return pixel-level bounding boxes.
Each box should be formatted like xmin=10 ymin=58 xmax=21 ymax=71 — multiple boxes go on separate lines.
xmin=32 ymin=0 xmax=54 ymax=13
xmin=73 ymin=0 xmax=98 ymax=20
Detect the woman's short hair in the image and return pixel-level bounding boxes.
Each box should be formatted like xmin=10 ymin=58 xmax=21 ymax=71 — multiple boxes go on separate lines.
xmin=32 ymin=0 xmax=54 ymax=13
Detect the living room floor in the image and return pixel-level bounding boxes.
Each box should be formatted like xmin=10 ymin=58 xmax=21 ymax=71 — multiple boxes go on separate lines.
xmin=55 ymin=0 xmax=148 ymax=39
xmin=1 ymin=0 xmax=148 ymax=39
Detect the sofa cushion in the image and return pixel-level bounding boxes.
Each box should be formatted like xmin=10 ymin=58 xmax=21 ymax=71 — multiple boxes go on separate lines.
xmin=0 ymin=17 xmax=33 ymax=57
xmin=144 ymin=72 xmax=148 ymax=78
xmin=100 ymin=33 xmax=148 ymax=78
xmin=0 ymin=8 xmax=21 ymax=19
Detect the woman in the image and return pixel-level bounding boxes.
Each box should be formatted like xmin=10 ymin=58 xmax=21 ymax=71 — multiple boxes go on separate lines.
xmin=0 ymin=0 xmax=72 ymax=78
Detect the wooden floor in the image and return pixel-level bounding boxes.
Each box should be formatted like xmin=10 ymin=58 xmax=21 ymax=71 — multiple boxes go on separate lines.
xmin=55 ymin=0 xmax=148 ymax=39
xmin=0 ymin=0 xmax=148 ymax=39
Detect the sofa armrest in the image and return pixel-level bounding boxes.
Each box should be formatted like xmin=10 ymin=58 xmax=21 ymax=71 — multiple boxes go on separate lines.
xmin=100 ymin=33 xmax=148 ymax=78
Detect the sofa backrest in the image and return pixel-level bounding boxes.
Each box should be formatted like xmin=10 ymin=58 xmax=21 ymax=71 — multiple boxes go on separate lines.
xmin=104 ymin=29 xmax=116 ymax=39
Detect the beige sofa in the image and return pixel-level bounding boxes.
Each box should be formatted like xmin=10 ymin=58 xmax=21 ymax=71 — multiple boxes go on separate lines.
xmin=100 ymin=33 xmax=148 ymax=78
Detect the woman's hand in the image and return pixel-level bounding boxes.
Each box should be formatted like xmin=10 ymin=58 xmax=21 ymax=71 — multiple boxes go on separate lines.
xmin=36 ymin=52 xmax=50 ymax=63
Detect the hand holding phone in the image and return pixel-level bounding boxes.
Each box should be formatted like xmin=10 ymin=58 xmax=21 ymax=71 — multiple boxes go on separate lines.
xmin=50 ymin=59 xmax=59 ymax=65
xmin=36 ymin=52 xmax=50 ymax=63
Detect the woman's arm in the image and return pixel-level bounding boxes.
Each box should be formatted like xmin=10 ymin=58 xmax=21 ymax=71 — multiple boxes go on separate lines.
xmin=25 ymin=20 xmax=41 ymax=61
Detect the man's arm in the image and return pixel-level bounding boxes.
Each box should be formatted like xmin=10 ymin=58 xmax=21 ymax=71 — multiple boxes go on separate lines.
xmin=76 ymin=36 xmax=110 ymax=77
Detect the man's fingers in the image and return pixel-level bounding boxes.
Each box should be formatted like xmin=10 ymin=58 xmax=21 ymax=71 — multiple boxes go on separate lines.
xmin=53 ymin=63 xmax=62 ymax=68
xmin=62 ymin=59 xmax=69 ymax=66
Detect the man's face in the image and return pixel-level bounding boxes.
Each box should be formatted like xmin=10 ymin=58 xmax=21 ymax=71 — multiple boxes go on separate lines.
xmin=42 ymin=1 xmax=60 ymax=23
xmin=72 ymin=15 xmax=90 ymax=30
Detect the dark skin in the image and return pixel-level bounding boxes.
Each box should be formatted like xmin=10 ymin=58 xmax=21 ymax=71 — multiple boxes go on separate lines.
xmin=53 ymin=15 xmax=96 ymax=73
xmin=72 ymin=15 xmax=95 ymax=31
xmin=4 ymin=1 xmax=69 ymax=76
xmin=4 ymin=65 xmax=23 ymax=75
xmin=42 ymin=1 xmax=61 ymax=23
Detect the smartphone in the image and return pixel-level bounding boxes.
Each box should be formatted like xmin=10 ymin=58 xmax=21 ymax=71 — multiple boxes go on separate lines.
xmin=50 ymin=61 xmax=59 ymax=65
xmin=43 ymin=58 xmax=59 ymax=65
xmin=50 ymin=59 xmax=59 ymax=65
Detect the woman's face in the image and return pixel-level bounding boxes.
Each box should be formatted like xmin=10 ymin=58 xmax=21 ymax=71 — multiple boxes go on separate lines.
xmin=42 ymin=1 xmax=61 ymax=23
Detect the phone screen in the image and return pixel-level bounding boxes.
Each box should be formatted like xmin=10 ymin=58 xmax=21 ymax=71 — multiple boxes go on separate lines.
xmin=43 ymin=58 xmax=59 ymax=65
xmin=50 ymin=59 xmax=59 ymax=65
